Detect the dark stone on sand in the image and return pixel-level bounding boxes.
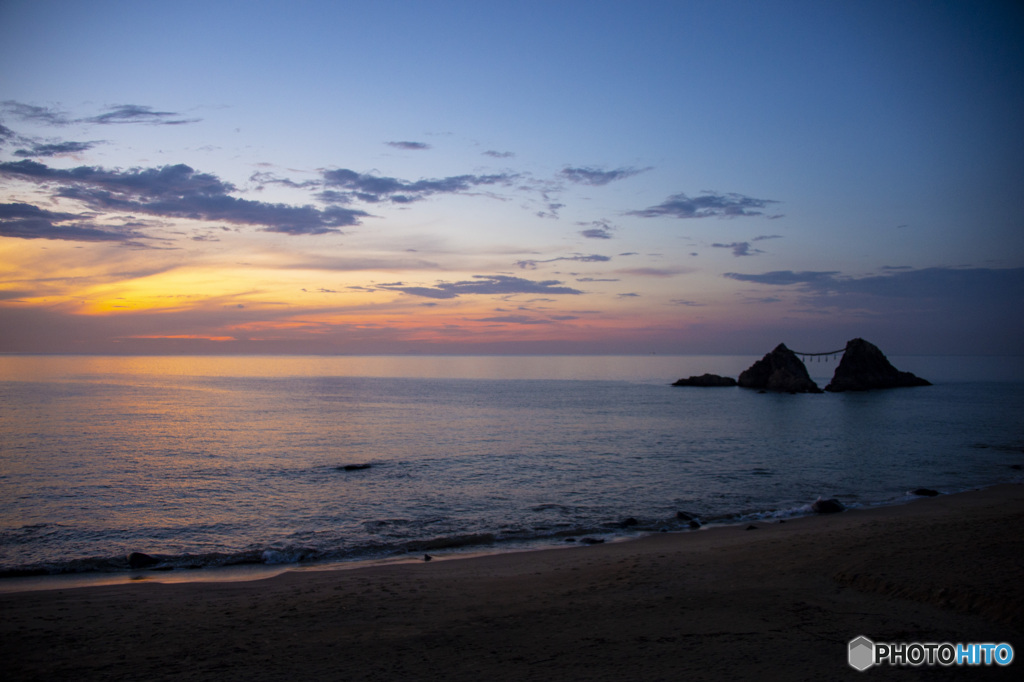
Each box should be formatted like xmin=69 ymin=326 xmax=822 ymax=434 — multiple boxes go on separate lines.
xmin=621 ymin=517 xmax=639 ymax=528
xmin=745 ymin=525 xmax=758 ymax=530
xmin=338 ymin=463 xmax=372 ymax=471
xmin=689 ymin=520 xmax=701 ymax=529
xmin=912 ymin=488 xmax=941 ymax=497
xmin=672 ymin=373 xmax=737 ymax=387
xmin=127 ymin=552 xmax=160 ymax=569
xmin=825 ymin=338 xmax=931 ymax=392
xmin=580 ymin=537 xmax=605 ymax=545
xmin=738 ymin=343 xmax=822 ymax=393
xmin=811 ymin=498 xmax=845 ymax=514
xmin=423 ymin=554 xmax=433 ymax=562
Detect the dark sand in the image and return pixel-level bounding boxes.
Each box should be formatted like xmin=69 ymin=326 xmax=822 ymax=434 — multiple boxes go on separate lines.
xmin=2 ymin=484 xmax=1021 ymax=681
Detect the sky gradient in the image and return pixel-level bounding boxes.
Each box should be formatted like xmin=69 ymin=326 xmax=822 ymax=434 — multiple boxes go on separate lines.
xmin=2 ymin=0 xmax=1022 ymax=355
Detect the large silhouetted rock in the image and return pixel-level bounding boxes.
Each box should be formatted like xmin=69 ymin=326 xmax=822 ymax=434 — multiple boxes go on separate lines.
xmin=738 ymin=343 xmax=822 ymax=393
xmin=825 ymin=338 xmax=931 ymax=392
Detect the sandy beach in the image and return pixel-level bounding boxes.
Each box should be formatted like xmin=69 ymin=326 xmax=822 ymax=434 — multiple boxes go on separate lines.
xmin=2 ymin=484 xmax=1021 ymax=681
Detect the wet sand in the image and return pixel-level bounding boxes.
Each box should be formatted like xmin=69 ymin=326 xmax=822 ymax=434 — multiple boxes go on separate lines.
xmin=2 ymin=484 xmax=1021 ymax=681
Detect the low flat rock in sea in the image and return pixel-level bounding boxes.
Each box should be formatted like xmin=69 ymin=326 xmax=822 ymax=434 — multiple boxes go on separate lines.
xmin=337 ymin=463 xmax=372 ymax=471
xmin=672 ymin=373 xmax=737 ymax=387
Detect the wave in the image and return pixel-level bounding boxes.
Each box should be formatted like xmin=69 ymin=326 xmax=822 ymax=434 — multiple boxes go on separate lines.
xmin=5 ymin=483 xmax=1012 ymax=581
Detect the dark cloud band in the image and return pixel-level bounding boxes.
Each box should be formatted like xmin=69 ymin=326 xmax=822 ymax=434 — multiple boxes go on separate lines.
xmin=377 ymin=275 xmax=583 ymax=299
xmin=0 ymin=160 xmax=365 ymax=235
xmin=630 ymin=191 xmax=778 ymax=219
xmin=560 ymin=166 xmax=648 ymax=186
xmin=320 ymin=168 xmax=517 ymax=204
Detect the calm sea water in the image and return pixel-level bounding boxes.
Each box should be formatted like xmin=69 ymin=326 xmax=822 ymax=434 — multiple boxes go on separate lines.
xmin=1 ymin=355 xmax=1022 ymax=584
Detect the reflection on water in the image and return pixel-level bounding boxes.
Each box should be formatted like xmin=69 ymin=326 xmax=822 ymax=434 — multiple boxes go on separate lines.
xmin=1 ymin=355 xmax=1021 ymax=579
xmin=1 ymin=354 xmax=1022 ymax=384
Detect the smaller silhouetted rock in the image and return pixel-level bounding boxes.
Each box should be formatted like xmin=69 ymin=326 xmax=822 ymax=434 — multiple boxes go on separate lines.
xmin=745 ymin=525 xmax=758 ymax=530
xmin=423 ymin=554 xmax=433 ymax=562
xmin=338 ymin=463 xmax=372 ymax=471
xmin=738 ymin=343 xmax=822 ymax=393
xmin=580 ymin=537 xmax=605 ymax=545
xmin=672 ymin=374 xmax=737 ymax=387
xmin=688 ymin=520 xmax=701 ymax=529
xmin=825 ymin=338 xmax=931 ymax=392
xmin=621 ymin=517 xmax=639 ymax=528
xmin=911 ymin=488 xmax=940 ymax=497
xmin=811 ymin=498 xmax=845 ymax=514
xmin=127 ymin=552 xmax=160 ymax=569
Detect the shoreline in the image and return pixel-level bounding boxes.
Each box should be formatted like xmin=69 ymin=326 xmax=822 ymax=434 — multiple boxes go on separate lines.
xmin=3 ymin=483 xmax=1021 ymax=680
xmin=3 ymin=481 xmax=1018 ymax=595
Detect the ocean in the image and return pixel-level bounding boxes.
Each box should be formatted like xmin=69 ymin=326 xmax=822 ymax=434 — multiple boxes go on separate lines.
xmin=1 ymin=354 xmax=1022 ymax=588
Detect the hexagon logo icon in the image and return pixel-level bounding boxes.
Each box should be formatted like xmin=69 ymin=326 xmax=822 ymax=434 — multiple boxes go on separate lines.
xmin=848 ymin=636 xmax=875 ymax=671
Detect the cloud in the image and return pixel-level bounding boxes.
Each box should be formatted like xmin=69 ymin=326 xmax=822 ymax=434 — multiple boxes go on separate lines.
xmin=386 ymin=141 xmax=431 ymax=150
xmin=0 ymin=123 xmax=17 ymax=144
xmin=0 ymin=202 xmax=148 ymax=243
xmin=320 ymin=168 xmax=517 ymax=204
xmin=615 ymin=267 xmax=691 ymax=277
xmin=1 ymin=159 xmax=233 ymax=196
xmin=0 ymin=160 xmax=365 ymax=235
xmin=515 ymin=254 xmax=611 ymax=269
xmin=1 ymin=101 xmax=197 ymax=126
xmin=628 ymin=191 xmax=778 ymax=219
xmin=249 ymin=171 xmax=321 ymax=189
xmin=483 ymin=150 xmax=515 ymax=158
xmin=711 ymin=241 xmax=762 ymax=257
xmin=1 ymin=101 xmax=72 ymax=125
xmin=477 ymin=315 xmax=553 ymax=325
xmin=281 ymin=255 xmax=443 ymax=272
xmin=723 ymin=267 xmax=1024 ymax=352
xmin=670 ymin=299 xmax=705 ymax=307
xmin=535 ymin=201 xmax=564 ymax=219
xmin=723 ymin=267 xmax=1024 ymax=302
xmin=14 ymin=140 xmax=100 ymax=158
xmin=378 ymin=275 xmax=584 ymax=299
xmin=560 ymin=166 xmax=648 ymax=186
xmin=723 ymin=270 xmax=840 ymax=286
xmin=578 ymin=219 xmax=615 ymax=239
xmin=82 ymin=104 xmax=198 ymax=126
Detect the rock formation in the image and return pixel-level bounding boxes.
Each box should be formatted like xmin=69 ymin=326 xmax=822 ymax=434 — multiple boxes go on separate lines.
xmin=672 ymin=373 xmax=737 ymax=387
xmin=911 ymin=488 xmax=940 ymax=497
xmin=337 ymin=463 xmax=372 ymax=471
xmin=738 ymin=343 xmax=822 ymax=393
xmin=811 ymin=497 xmax=845 ymax=514
xmin=825 ymin=338 xmax=931 ymax=392
xmin=127 ymin=552 xmax=160 ymax=569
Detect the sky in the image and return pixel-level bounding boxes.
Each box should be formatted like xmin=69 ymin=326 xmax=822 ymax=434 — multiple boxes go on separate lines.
xmin=1 ymin=0 xmax=1022 ymax=356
